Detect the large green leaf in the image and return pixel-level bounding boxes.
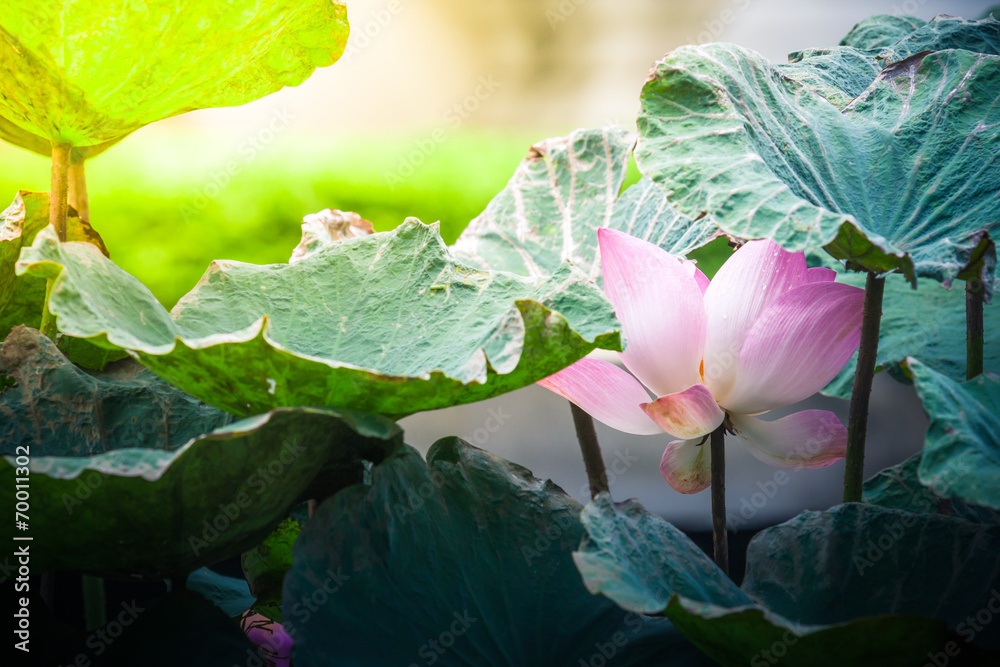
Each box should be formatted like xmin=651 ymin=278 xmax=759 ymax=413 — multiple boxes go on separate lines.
xmin=663 ymin=596 xmax=950 ymax=667
xmin=877 ymin=15 xmax=1000 ymax=63
xmin=242 ymin=517 xmax=301 ymax=606
xmin=838 ymin=14 xmax=926 ymax=50
xmin=863 ymin=452 xmax=1000 ymax=525
xmin=0 ymin=191 xmax=124 ymax=368
xmin=907 ymin=358 xmax=1000 ymax=511
xmin=0 ymin=327 xmax=404 ymax=578
xmin=572 ymin=495 xmax=749 ymax=613
xmin=637 ymin=46 xmax=1000 ymax=292
xmin=0 ymin=325 xmax=231 ymax=451
xmin=284 ymin=440 xmax=710 ymax=666
xmin=572 ymin=496 xmax=955 ymax=666
xmin=743 ymin=503 xmax=1000 ymax=650
xmin=17 ymin=220 xmax=621 ymax=416
xmin=782 ymin=15 xmax=1000 ymax=110
xmin=186 ymin=567 xmax=255 ymax=618
xmin=0 ymin=0 xmax=348 ymax=148
xmin=453 ymin=128 xmax=718 ymax=279
xmin=822 ymin=272 xmax=999 ymax=399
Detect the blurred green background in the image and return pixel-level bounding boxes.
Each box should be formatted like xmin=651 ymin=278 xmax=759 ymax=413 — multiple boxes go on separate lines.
xmin=0 ymin=131 xmax=552 ymax=307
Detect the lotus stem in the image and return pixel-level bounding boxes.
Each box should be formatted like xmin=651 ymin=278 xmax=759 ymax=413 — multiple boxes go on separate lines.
xmin=569 ymin=402 xmax=609 ymax=498
xmin=710 ymin=424 xmax=728 ymax=576
xmin=967 ymin=278 xmax=984 ymax=380
xmin=843 ymin=272 xmax=885 ymax=503
xmin=49 ymin=142 xmax=71 ymax=241
xmin=81 ymin=574 xmax=106 ymax=631
xmin=38 ymin=275 xmax=57 ymax=341
xmin=68 ymin=151 xmax=89 ymax=222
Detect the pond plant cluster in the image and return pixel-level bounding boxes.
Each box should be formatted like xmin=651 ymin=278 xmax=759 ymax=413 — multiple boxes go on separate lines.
xmin=1 ymin=2 xmax=999 ymax=666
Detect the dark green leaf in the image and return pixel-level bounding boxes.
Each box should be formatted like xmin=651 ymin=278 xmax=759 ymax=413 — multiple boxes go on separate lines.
xmin=664 ymin=595 xmax=951 ymax=667
xmin=743 ymin=503 xmax=1000 ymax=649
xmin=908 ymin=358 xmax=1000 ymax=511
xmin=186 ymin=568 xmax=255 ymax=618
xmin=284 ymin=440 xmax=709 ymax=666
xmin=18 ymin=220 xmax=621 ymax=416
xmin=0 ymin=327 xmax=404 ymax=578
xmin=863 ymin=452 xmax=1000 ymax=524
xmin=572 ymin=495 xmax=748 ymax=613
xmin=822 ymin=272 xmax=999 ymax=399
xmin=573 ymin=495 xmax=958 ymax=665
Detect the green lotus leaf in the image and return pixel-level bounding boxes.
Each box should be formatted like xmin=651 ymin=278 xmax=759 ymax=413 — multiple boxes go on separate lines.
xmin=822 ymin=272 xmax=999 ymax=399
xmin=242 ymin=517 xmax=301 ymax=604
xmin=863 ymin=452 xmax=1000 ymax=524
xmin=782 ymin=15 xmax=1000 ymax=110
xmin=572 ymin=495 xmax=749 ymax=614
xmin=572 ymin=495 xmax=958 ymax=665
xmin=0 ymin=0 xmax=349 ymax=148
xmin=636 ymin=46 xmax=1000 ymax=293
xmin=17 ymin=220 xmax=621 ymax=417
xmin=838 ymin=14 xmax=926 ymax=50
xmin=453 ymin=127 xmax=718 ymax=279
xmin=0 ymin=325 xmax=232 ymax=451
xmin=906 ymin=358 xmax=1000 ymax=511
xmin=743 ymin=503 xmax=1000 ymax=650
xmin=777 ymin=47 xmax=883 ymax=109
xmin=663 ymin=595 xmax=951 ymax=667
xmin=0 ymin=327 xmax=404 ymax=578
xmin=283 ymin=440 xmax=711 ymax=666
xmin=186 ymin=567 xmax=255 ymax=618
xmin=877 ymin=14 xmax=1000 ymax=63
xmin=0 ymin=191 xmax=125 ymax=369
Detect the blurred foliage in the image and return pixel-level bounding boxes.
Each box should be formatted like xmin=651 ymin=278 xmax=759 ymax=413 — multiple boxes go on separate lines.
xmin=0 ymin=127 xmax=727 ymax=308
xmin=1 ymin=129 xmax=538 ymax=306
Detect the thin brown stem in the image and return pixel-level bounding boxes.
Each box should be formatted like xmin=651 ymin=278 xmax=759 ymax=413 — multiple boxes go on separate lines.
xmin=68 ymin=152 xmax=89 ymax=222
xmin=843 ymin=272 xmax=885 ymax=503
xmin=710 ymin=424 xmax=728 ymax=576
xmin=569 ymin=402 xmax=609 ymax=499
xmin=49 ymin=142 xmax=71 ymax=241
xmin=967 ymin=278 xmax=984 ymax=380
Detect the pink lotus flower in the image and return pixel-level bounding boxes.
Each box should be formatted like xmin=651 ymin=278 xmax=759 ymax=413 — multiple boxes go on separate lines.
xmin=242 ymin=611 xmax=293 ymax=667
xmin=539 ymin=228 xmax=865 ymax=493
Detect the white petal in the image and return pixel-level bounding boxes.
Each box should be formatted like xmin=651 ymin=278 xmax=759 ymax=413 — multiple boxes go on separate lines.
xmin=730 ymin=410 xmax=847 ymax=469
xmin=660 ymin=438 xmax=713 ymax=494
xmin=599 ymin=228 xmax=706 ymax=396
xmin=702 ymin=239 xmax=809 ymax=400
xmin=537 ymin=357 xmax=662 ymax=435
